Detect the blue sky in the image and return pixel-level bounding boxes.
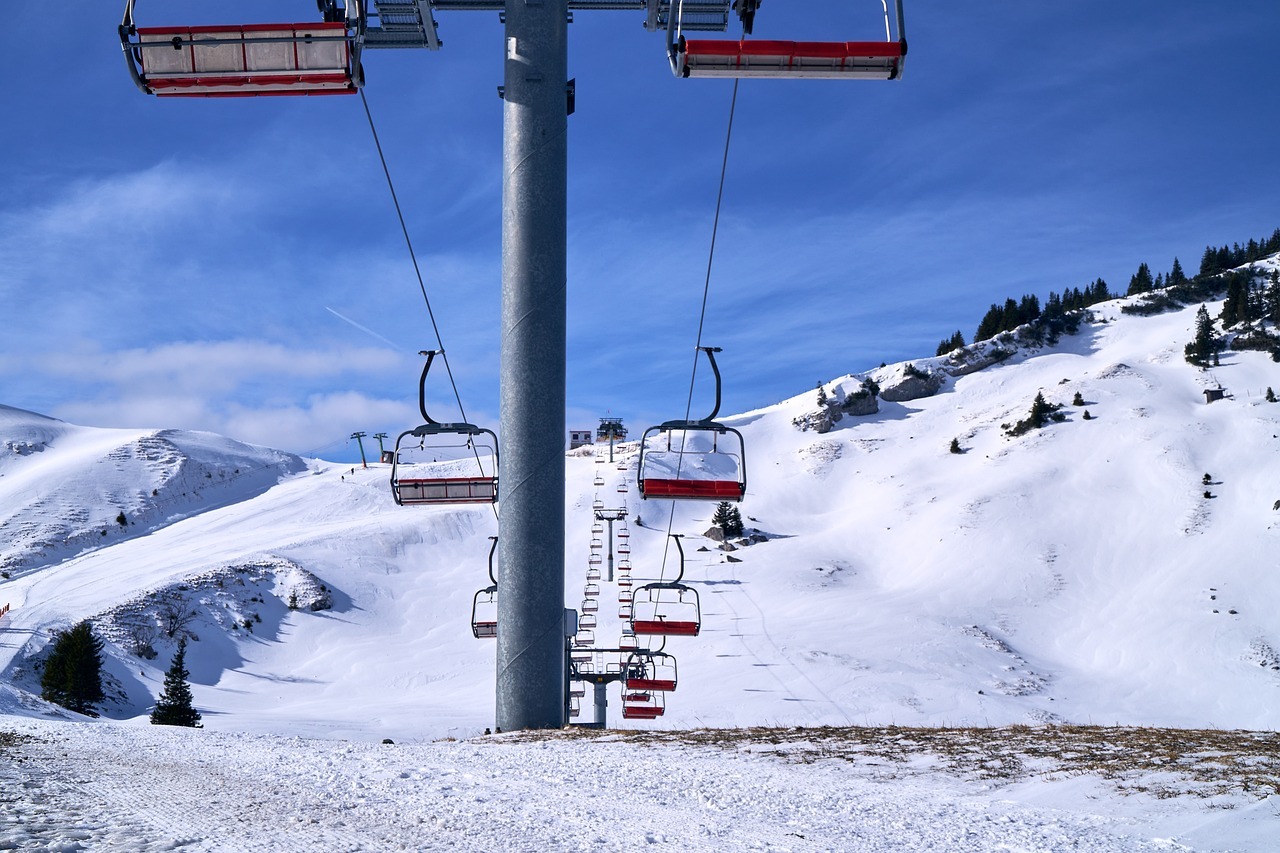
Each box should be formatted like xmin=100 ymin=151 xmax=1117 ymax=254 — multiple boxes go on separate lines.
xmin=2 ymin=1 xmax=1277 ymax=460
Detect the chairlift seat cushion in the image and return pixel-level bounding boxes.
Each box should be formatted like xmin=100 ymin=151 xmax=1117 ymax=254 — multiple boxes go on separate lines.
xmin=627 ymin=677 xmax=677 ymax=692
xmin=632 ymin=619 xmax=700 ymax=637
xmin=641 ymin=478 xmax=744 ymax=501
xmin=682 ymin=39 xmax=903 ymax=80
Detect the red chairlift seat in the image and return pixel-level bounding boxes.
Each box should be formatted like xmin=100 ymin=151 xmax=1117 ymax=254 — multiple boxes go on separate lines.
xmin=665 ymin=0 xmax=907 ymax=82
xmin=591 ymin=522 xmax=604 ymax=534
xmin=120 ymin=0 xmax=367 ymax=98
xmin=571 ymin=648 xmax=594 ymax=662
xmin=590 ymin=539 xmax=604 ymax=551
xmin=588 ymin=554 xmax=603 ymax=568
xmin=622 ymin=691 xmax=665 ymax=719
xmin=632 ymin=616 xmax=699 ymax=637
xmin=619 ymin=634 xmax=639 ymax=650
xmin=640 ymin=477 xmax=744 ymax=501
xmin=675 ymin=38 xmax=905 ymax=80
xmin=586 ymin=567 xmax=602 ymax=581
xmin=617 ymin=542 xmax=631 ymax=555
xmin=579 ymin=612 xmax=598 ymax=630
xmin=618 ymin=588 xmax=633 ymax=603
xmin=582 ymin=597 xmax=599 ymax=614
xmin=574 ymin=630 xmax=596 ymax=647
xmin=584 ymin=583 xmax=601 ymax=598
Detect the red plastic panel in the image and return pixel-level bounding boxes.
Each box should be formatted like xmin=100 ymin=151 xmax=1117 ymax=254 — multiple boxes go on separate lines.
xmin=627 ymin=678 xmax=677 ymax=692
xmin=682 ymin=39 xmax=903 ymax=80
xmin=685 ymin=39 xmax=903 ymax=59
xmin=631 ymin=619 xmax=699 ymax=637
xmin=641 ymin=478 xmax=743 ymax=500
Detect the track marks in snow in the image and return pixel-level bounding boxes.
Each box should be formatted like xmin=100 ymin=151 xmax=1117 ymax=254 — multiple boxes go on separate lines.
xmin=961 ymin=625 xmax=1049 ymax=698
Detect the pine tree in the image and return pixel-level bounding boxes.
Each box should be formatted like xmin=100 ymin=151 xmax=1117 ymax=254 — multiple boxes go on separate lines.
xmin=712 ymin=501 xmax=734 ymax=536
xmin=40 ymin=621 xmax=105 ymax=716
xmin=816 ymin=382 xmax=828 ymax=407
xmin=1185 ymin=305 xmax=1218 ymax=365
xmin=1169 ymin=257 xmax=1187 ymax=287
xmin=1072 ymin=391 xmax=1085 ymax=406
xmin=1267 ymin=387 xmax=1277 ymax=403
xmin=949 ymin=437 xmax=962 ymax=454
xmin=1220 ymin=276 xmax=1250 ymax=327
xmin=1126 ymin=262 xmax=1155 ymax=296
xmin=1265 ymin=270 xmax=1280 ymax=325
xmin=150 ymin=637 xmax=202 ymax=727
xmin=726 ymin=506 xmax=744 ymax=537
xmin=1029 ymin=392 xmax=1052 ymax=429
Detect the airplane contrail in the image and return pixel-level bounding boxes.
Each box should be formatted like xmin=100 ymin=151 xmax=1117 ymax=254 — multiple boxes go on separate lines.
xmin=325 ymin=307 xmax=402 ymax=351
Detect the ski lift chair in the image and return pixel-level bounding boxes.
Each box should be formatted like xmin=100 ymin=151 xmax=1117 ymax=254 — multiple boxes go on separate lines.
xmin=622 ymin=689 xmax=665 ymax=720
xmin=582 ymin=597 xmax=599 ymax=614
xmin=391 ymin=351 xmax=499 ymax=506
xmin=470 ymin=537 xmax=499 ymax=639
xmin=638 ymin=347 xmax=746 ymax=502
xmin=630 ymin=535 xmax=700 ymax=637
xmin=625 ymin=650 xmax=678 ymax=693
xmin=668 ymin=0 xmax=907 ymax=81
xmin=120 ymin=0 xmax=367 ymax=97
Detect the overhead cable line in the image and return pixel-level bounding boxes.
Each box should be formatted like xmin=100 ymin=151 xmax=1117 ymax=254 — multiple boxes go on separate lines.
xmin=660 ymin=75 xmax=742 ymax=579
xmin=358 ymin=89 xmax=473 ymax=430
xmin=359 ymin=90 xmax=497 ymax=518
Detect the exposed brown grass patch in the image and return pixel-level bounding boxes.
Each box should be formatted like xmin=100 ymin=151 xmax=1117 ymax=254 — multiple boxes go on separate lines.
xmin=494 ymin=724 xmax=1280 ymax=801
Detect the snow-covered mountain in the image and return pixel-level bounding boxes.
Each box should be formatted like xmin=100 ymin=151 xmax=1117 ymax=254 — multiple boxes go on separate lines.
xmin=3 ymin=260 xmax=1280 ymax=742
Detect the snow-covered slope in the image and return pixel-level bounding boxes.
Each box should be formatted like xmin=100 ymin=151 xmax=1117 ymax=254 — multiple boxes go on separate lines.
xmin=0 ymin=405 xmax=306 ymax=578
xmin=2 ymin=274 xmax=1280 ymax=741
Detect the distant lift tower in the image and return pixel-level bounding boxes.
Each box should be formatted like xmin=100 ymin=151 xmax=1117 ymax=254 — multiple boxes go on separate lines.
xmin=121 ymin=0 xmax=905 ymax=732
xmin=597 ymin=417 xmax=627 ymax=463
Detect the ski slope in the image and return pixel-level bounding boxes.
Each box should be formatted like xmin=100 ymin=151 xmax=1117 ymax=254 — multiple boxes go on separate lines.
xmin=3 ymin=279 xmax=1280 ymax=849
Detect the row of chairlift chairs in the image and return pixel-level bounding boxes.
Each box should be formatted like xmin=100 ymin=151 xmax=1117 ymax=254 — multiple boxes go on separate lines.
xmin=386 ymin=347 xmax=744 ymax=722
xmin=119 ymin=0 xmax=906 ymax=98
